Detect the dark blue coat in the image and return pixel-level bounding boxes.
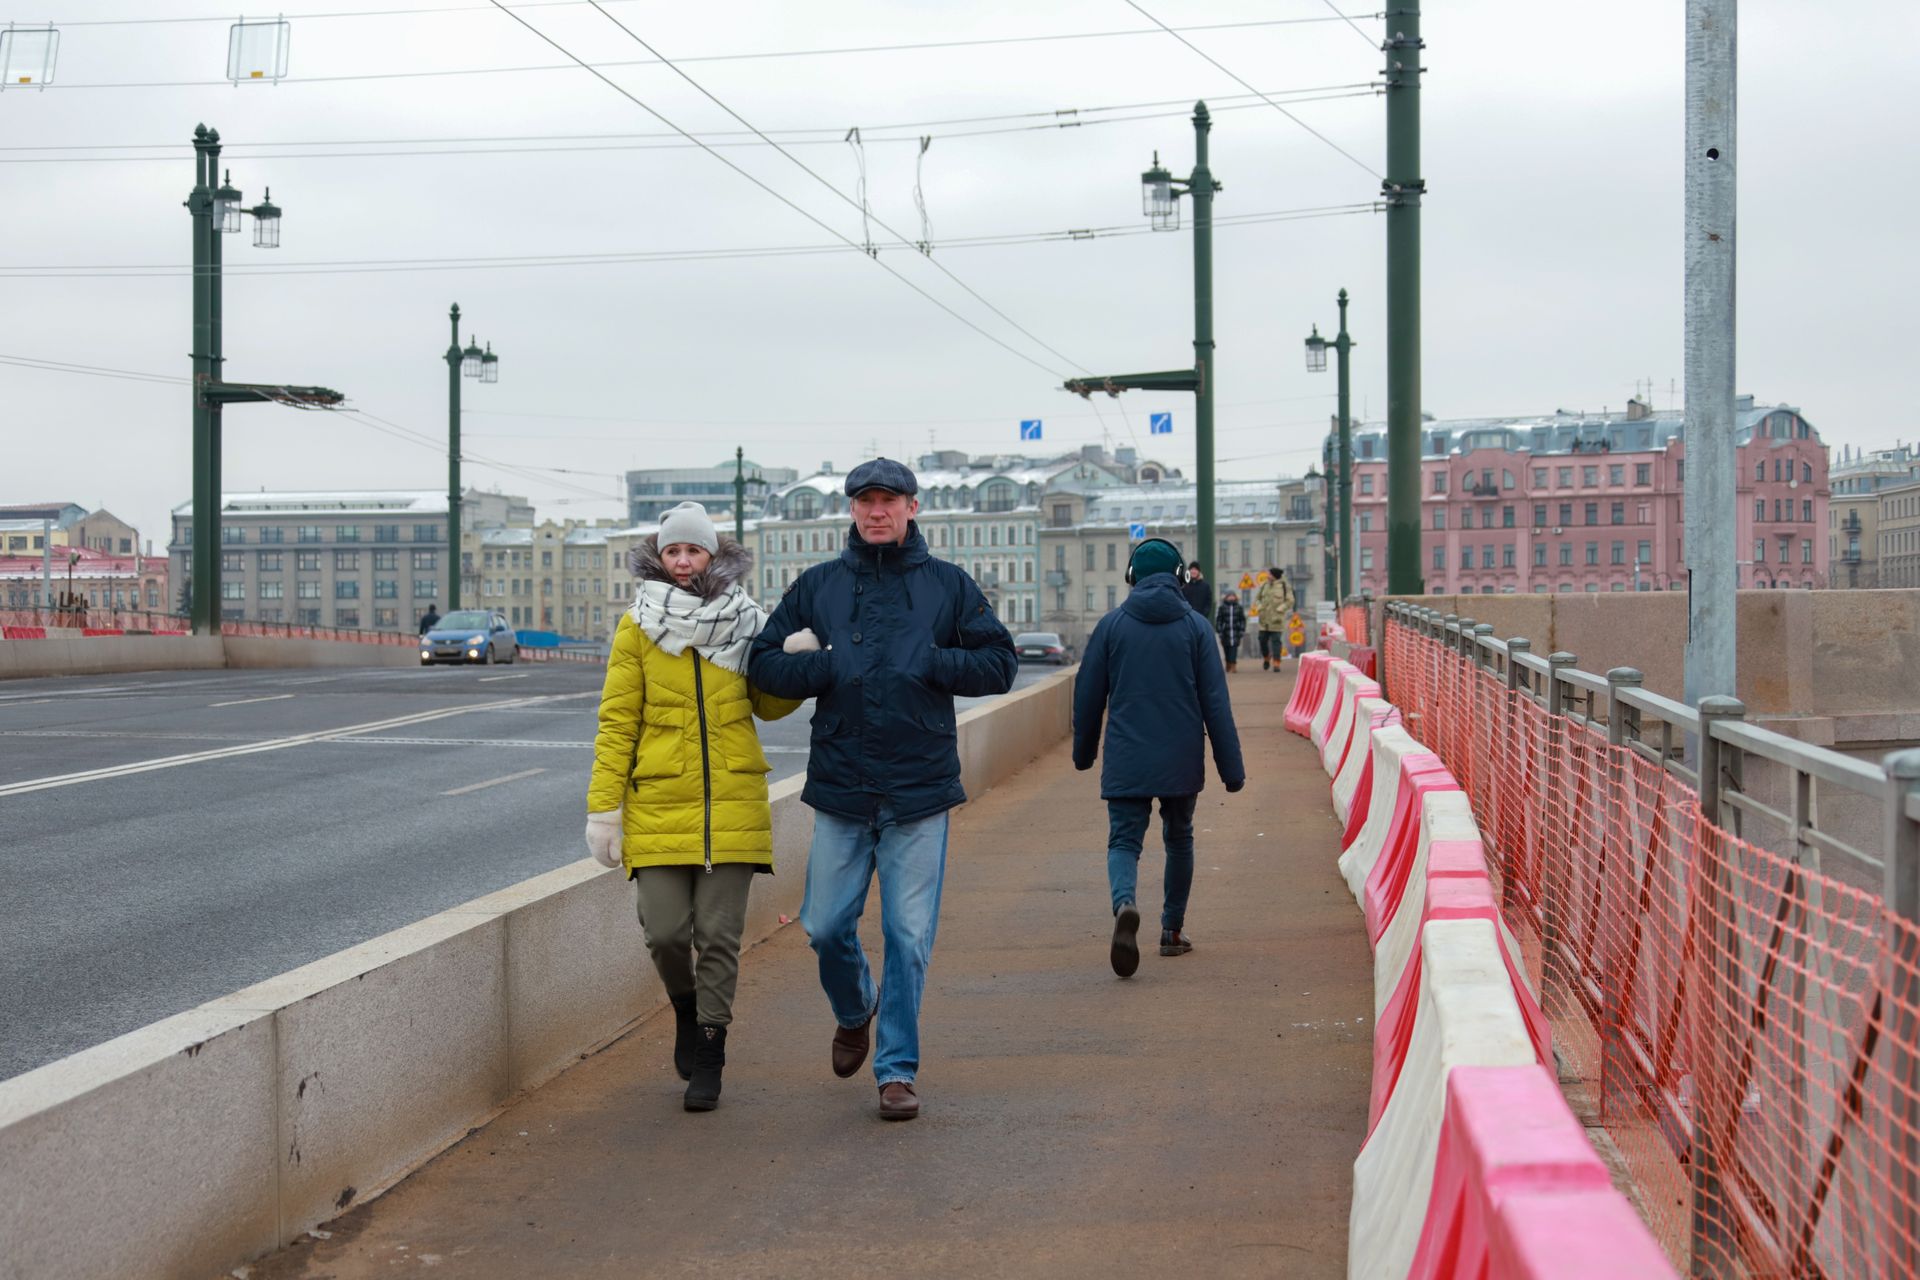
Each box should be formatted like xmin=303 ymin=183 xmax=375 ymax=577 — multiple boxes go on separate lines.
xmin=748 ymin=522 xmax=1018 ymax=824
xmin=1073 ymin=573 xmax=1245 ymax=799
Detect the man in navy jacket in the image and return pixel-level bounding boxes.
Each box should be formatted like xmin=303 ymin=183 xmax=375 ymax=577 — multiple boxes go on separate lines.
xmin=1073 ymin=538 xmax=1244 ymax=977
xmin=749 ymin=458 xmax=1016 ymax=1120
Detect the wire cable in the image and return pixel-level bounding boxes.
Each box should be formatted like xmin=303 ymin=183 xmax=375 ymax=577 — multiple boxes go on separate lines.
xmin=1122 ymin=0 xmax=1382 ymax=181
xmin=1322 ymin=0 xmax=1381 ymax=50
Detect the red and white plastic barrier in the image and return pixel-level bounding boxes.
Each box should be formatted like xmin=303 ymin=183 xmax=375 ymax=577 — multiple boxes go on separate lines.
xmin=1308 ymin=659 xmax=1357 ymax=752
xmin=1332 ymin=701 xmax=1398 ymax=828
xmin=1337 ymin=727 xmax=1433 ymax=900
xmin=1321 ymin=671 xmax=1383 ymax=777
xmin=1285 ymin=650 xmax=1333 ymax=737
xmin=1360 ymin=758 xmax=1463 ymax=942
xmin=1408 ymin=1066 xmax=1673 ymax=1279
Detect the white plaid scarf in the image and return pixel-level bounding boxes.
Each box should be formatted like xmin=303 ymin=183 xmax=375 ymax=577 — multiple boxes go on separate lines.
xmin=627 ymin=580 xmax=766 ymax=675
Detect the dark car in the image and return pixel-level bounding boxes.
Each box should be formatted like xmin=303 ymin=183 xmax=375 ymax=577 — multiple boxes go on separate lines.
xmin=1012 ymin=631 xmax=1072 ymax=665
xmin=419 ymin=610 xmax=518 ymax=665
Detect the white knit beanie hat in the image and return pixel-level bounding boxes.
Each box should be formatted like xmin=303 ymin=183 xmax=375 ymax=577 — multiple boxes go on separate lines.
xmin=658 ymin=501 xmax=719 ymax=554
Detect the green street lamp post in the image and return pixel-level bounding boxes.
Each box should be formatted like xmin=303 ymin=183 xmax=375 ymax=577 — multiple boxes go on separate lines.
xmin=732 ymin=446 xmax=762 ymax=545
xmin=185 ymin=123 xmax=342 ymax=636
xmin=1066 ymin=102 xmax=1222 ymax=589
xmin=1305 ymin=288 xmax=1357 ymax=601
xmin=1307 ymin=446 xmax=1336 ymax=606
xmin=1384 ymin=4 xmax=1426 ymax=594
xmin=444 ymin=304 xmax=499 ymax=614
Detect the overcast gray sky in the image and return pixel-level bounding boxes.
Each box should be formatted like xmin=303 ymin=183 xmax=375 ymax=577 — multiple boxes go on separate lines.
xmin=5 ymin=0 xmax=1915 ymax=547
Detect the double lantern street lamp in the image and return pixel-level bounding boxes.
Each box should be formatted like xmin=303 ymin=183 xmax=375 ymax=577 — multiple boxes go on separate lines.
xmin=445 ymin=304 xmax=499 ymax=613
xmin=1304 ymin=290 xmax=1356 ymax=603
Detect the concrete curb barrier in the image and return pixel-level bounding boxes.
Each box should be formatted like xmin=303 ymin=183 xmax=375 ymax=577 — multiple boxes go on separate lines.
xmin=1285 ymin=650 xmax=1333 ymax=736
xmin=0 ymin=635 xmax=418 ymax=679
xmin=0 ymin=669 xmax=1075 ymax=1280
xmin=1331 ymin=697 xmax=1391 ymax=824
xmin=1321 ymin=672 xmax=1382 ymax=777
xmin=1309 ymin=658 xmax=1357 ymax=751
xmin=1336 ymin=726 xmax=1429 ymax=899
xmin=1348 ymin=917 xmax=1536 ymax=1280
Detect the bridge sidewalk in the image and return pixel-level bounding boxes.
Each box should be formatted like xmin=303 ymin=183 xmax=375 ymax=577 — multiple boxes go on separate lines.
xmin=253 ymin=665 xmax=1372 ymax=1279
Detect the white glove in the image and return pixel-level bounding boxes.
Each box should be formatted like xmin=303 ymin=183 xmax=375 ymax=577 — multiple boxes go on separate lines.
xmin=585 ymin=811 xmax=623 ymax=869
xmin=783 ymin=627 xmax=821 ymax=654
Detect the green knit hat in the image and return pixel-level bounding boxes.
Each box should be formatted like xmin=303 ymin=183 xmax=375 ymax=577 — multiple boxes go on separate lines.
xmin=1131 ymin=539 xmax=1183 ymax=581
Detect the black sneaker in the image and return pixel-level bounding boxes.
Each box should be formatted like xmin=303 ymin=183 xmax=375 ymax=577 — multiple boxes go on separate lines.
xmin=1159 ymin=929 xmax=1194 ymax=957
xmin=1110 ymin=904 xmax=1141 ymax=978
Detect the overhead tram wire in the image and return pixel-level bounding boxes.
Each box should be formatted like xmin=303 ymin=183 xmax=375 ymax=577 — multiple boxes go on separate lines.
xmin=337 ymin=407 xmax=622 ymax=501
xmin=481 ymin=2 xmax=1072 ymax=381
xmin=31 ymin=14 xmax=1387 ymax=89
xmin=584 ymin=0 xmax=1088 ymax=374
xmin=1123 ymin=0 xmax=1382 ymax=181
xmin=1322 ymin=0 xmax=1382 ymax=51
xmin=0 ymin=203 xmax=1380 ymax=278
xmin=0 ymin=83 xmax=1381 ymax=156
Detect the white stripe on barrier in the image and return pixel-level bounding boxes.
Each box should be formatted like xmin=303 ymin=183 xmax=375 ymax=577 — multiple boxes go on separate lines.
xmin=1348 ymin=917 xmax=1536 ymax=1280
xmin=1336 ymin=726 xmax=1431 ymax=904
xmin=1331 ymin=697 xmax=1390 ymax=825
xmin=1308 ymin=659 xmax=1356 ymax=751
xmin=1319 ymin=670 xmax=1378 ymax=777
xmin=1373 ymin=792 xmax=1480 ymax=1019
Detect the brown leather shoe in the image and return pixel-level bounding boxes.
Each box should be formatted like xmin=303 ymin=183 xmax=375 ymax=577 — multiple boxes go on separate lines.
xmin=831 ymin=1015 xmax=872 ymax=1079
xmin=878 ymin=1081 xmax=920 ymax=1121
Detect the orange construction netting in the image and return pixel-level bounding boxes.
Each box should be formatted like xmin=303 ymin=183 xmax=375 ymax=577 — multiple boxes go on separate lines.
xmin=1339 ymin=602 xmax=1371 ymax=648
xmin=1382 ymin=615 xmax=1920 ymax=1278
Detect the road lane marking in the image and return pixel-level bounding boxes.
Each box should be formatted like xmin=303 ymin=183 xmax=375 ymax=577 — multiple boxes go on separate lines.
xmin=442 ymin=767 xmax=547 ymax=796
xmin=208 ymin=694 xmax=296 ymax=708
xmin=0 ymin=695 xmax=557 ymax=798
xmin=476 ymin=674 xmax=530 ymax=682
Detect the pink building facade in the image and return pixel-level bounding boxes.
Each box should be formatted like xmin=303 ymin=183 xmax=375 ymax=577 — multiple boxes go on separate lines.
xmin=1347 ymin=397 xmax=1829 ymax=597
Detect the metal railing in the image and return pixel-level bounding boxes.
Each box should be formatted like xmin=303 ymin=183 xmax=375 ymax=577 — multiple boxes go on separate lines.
xmin=1382 ymin=602 xmax=1920 ymax=1277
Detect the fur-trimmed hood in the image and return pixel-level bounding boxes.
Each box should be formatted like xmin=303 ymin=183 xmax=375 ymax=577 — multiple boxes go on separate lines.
xmin=629 ymin=534 xmax=754 ymax=601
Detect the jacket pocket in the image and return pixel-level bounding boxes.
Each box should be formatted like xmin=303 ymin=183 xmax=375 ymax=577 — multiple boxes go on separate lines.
xmin=712 ymin=698 xmax=771 ymax=775
xmin=632 ymin=705 xmax=692 ymax=779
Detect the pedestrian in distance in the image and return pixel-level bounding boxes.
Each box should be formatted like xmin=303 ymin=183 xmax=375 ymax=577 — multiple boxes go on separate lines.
xmin=417 ymin=602 xmax=440 ymax=635
xmin=1072 ymin=538 xmax=1245 ymax=978
xmin=748 ymin=458 xmax=1018 ymax=1121
xmin=1253 ymin=568 xmax=1295 ymax=672
xmin=585 ymin=502 xmax=802 ymax=1113
xmin=1214 ymin=589 xmax=1246 ymax=674
xmin=1181 ymin=560 xmax=1213 ymax=616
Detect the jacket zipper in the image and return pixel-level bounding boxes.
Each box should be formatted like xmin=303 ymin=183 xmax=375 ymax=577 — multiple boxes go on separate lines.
xmin=692 ymin=652 xmax=714 ymax=873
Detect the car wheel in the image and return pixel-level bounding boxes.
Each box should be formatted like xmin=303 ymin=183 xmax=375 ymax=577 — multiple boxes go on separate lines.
xmin=485 ymin=642 xmax=498 ymax=665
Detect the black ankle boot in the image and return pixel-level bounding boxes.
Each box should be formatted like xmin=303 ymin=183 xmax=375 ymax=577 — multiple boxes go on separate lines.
xmin=684 ymin=1024 xmax=727 ymax=1112
xmin=670 ymin=993 xmax=698 ymax=1082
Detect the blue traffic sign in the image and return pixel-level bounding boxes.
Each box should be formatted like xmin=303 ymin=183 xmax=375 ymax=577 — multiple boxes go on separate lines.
xmin=1127 ymin=522 xmax=1147 ymax=541
xmin=1019 ymin=419 xmax=1043 ymax=441
xmin=1149 ymin=412 xmax=1172 ymax=435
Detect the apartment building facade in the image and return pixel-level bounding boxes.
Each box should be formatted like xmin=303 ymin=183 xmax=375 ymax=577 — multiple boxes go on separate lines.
xmin=1347 ymin=395 xmax=1830 ymax=596
xmin=468 ymin=519 xmax=621 ymax=637
xmin=1828 ymin=445 xmax=1920 ymax=588
xmin=626 ymin=460 xmax=798 ymax=526
xmin=169 ymin=490 xmax=448 ymax=630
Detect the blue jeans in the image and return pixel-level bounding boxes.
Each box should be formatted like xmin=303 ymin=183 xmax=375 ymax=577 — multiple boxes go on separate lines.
xmin=800 ymin=804 xmax=951 ymax=1087
xmin=1106 ymin=795 xmax=1197 ymax=932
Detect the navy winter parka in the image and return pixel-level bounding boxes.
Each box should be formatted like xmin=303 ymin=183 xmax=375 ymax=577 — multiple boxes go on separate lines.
xmin=1072 ymin=573 xmax=1245 ymax=799
xmin=747 ymin=522 xmax=1018 ymax=824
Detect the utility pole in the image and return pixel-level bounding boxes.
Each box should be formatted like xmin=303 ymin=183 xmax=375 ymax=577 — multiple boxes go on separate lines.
xmin=1384 ymin=5 xmax=1425 ymax=595
xmin=444 ymin=305 xmax=496 ymax=614
xmin=1682 ymin=0 xmax=1737 ymax=708
xmin=184 ymin=123 xmax=338 ymax=635
xmin=1306 ymin=290 xmax=1357 ymax=600
xmin=1068 ymin=102 xmax=1222 ymax=588
xmin=733 ymin=446 xmax=747 ymax=544
xmin=1322 ymin=437 xmax=1337 ymax=605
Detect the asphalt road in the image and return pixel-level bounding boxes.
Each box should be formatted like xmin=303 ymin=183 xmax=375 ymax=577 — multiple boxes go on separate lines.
xmin=0 ymin=660 xmax=1058 ymax=1079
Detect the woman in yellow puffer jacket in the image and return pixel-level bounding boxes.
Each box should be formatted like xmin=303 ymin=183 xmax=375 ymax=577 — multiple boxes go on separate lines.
xmin=585 ymin=502 xmax=800 ymax=1112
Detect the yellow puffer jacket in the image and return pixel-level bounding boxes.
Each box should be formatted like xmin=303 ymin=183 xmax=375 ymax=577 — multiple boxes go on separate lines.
xmin=588 ymin=613 xmax=803 ymax=872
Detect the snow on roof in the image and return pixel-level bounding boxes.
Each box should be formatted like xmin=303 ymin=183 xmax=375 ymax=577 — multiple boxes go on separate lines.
xmin=172 ymin=490 xmax=450 ymax=516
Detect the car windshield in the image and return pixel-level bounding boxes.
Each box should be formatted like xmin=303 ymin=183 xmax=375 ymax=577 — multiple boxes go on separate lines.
xmin=439 ymin=611 xmax=492 ymax=629
xmin=1013 ymin=633 xmax=1061 ymax=646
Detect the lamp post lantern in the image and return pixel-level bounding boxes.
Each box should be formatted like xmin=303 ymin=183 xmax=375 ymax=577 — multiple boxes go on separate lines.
xmin=1305 ymin=288 xmax=1357 ymax=601
xmin=1067 ymin=102 xmax=1223 ymax=590
xmin=445 ymin=305 xmax=500 ymax=615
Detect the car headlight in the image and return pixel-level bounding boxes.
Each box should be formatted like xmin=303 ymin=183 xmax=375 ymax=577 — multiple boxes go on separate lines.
xmin=468 ymin=634 xmax=486 ymax=645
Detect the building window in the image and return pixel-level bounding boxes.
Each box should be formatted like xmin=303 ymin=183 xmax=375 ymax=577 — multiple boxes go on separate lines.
xmin=1085 ymin=587 xmax=1095 ymax=612
xmin=221 ymin=581 xmax=245 ymax=600
xmin=1755 ymin=539 xmax=1766 ymax=564
xmin=374 ymin=550 xmax=398 ymax=571
xmin=222 ymin=526 xmax=246 ymax=545
xmin=1802 ymin=462 xmax=1813 ymax=483
xmin=1359 ymin=513 xmax=1372 ymax=532
xmin=1462 ymin=507 xmax=1475 ymax=531
xmin=1533 ymin=504 xmax=1547 ymax=527
xmin=1502 ymin=506 xmax=1515 ymax=528
xmin=1581 ymin=502 xmax=1596 ymax=526
xmin=1611 ymin=542 xmax=1626 ymax=565
xmin=1582 ymin=466 xmax=1599 ymax=487
xmin=1433 ymin=510 xmax=1446 ymax=530
xmin=1556 ymin=467 xmax=1572 ymax=487
xmin=1360 ymin=548 xmax=1375 ymax=571
xmin=296 ymin=551 xmax=321 ymax=571
xmin=1431 ymin=472 xmax=1448 ymax=494
xmin=298 ymin=525 xmax=323 ymax=543
xmin=1802 ymin=499 xmax=1813 ymax=522
xmin=1609 ymin=465 xmax=1624 ymax=486
xmin=1106 ymin=585 xmax=1117 ymax=611
xmin=296 ymin=580 xmax=321 ymax=600
xmin=1802 ymin=539 xmax=1814 ymax=564
xmin=1433 ymin=544 xmax=1446 ymax=569
xmin=336 ymin=609 xmax=360 ymax=628
xmin=375 ymin=524 xmax=399 ymax=543
xmin=1638 ymin=541 xmax=1652 ymax=564
xmin=1586 ymin=543 xmax=1599 ymax=566
xmin=260 ymin=526 xmax=285 ymax=544
xmin=1611 ymin=502 xmax=1625 ymax=525
xmin=415 ymin=578 xmax=437 ymax=598
xmin=1534 ymin=545 xmax=1546 ymax=567
xmin=1461 ymin=548 xmax=1473 ymax=569
xmin=374 ymin=579 xmax=398 ymax=598
xmin=1482 ymin=545 xmax=1497 ymax=568
xmin=1085 ymin=544 xmax=1096 ymax=571
xmin=259 ymin=581 xmax=283 ymax=600
xmin=1359 ymin=475 xmax=1374 ymax=495
xmin=375 ymin=608 xmax=399 ymax=628
xmin=412 ymin=550 xmax=437 ymax=571
xmin=1636 ymin=463 xmax=1651 ymax=486
xmin=222 ymin=552 xmax=244 ymax=572
xmin=1504 ymin=544 xmax=1516 ymax=568
xmin=1560 ymin=543 xmax=1573 ymax=566
xmin=336 ymin=525 xmax=360 ymax=542
xmin=413 ymin=523 xmax=442 ymax=543
xmin=1559 ymin=503 xmax=1573 ymax=526
xmin=334 ymin=550 xmax=359 ymax=572
xmin=1106 ymin=543 xmax=1117 ymax=571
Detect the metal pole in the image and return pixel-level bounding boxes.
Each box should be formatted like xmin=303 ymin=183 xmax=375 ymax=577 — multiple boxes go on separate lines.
xmin=188 ymin=125 xmax=216 ymax=636
xmin=1682 ymin=0 xmax=1738 ymax=706
xmin=1323 ymin=437 xmax=1337 ymax=605
xmin=447 ymin=304 xmax=463 ymax=614
xmin=40 ymin=518 xmax=51 ymax=609
xmin=1883 ymin=748 xmax=1920 ymax=1279
xmin=1191 ymin=101 xmax=1217 ymax=595
xmin=208 ymin=150 xmax=225 ymax=635
xmin=1384 ymin=4 xmax=1425 ymax=595
xmin=1337 ymin=287 xmax=1355 ymax=601
xmin=734 ymin=446 xmax=747 ymax=545
xmin=1692 ymin=693 xmax=1746 ymax=1275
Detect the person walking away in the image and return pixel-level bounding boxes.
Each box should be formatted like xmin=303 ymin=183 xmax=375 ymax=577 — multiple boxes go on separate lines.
xmin=748 ymin=458 xmax=1017 ymax=1121
xmin=1181 ymin=561 xmax=1213 ymax=616
xmin=1213 ymin=589 xmax=1246 ymax=673
xmin=585 ymin=502 xmax=801 ymax=1112
xmin=1253 ymin=568 xmax=1295 ymax=672
xmin=1072 ymin=538 xmax=1245 ymax=977
xmin=417 ymin=602 xmax=441 ymax=634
